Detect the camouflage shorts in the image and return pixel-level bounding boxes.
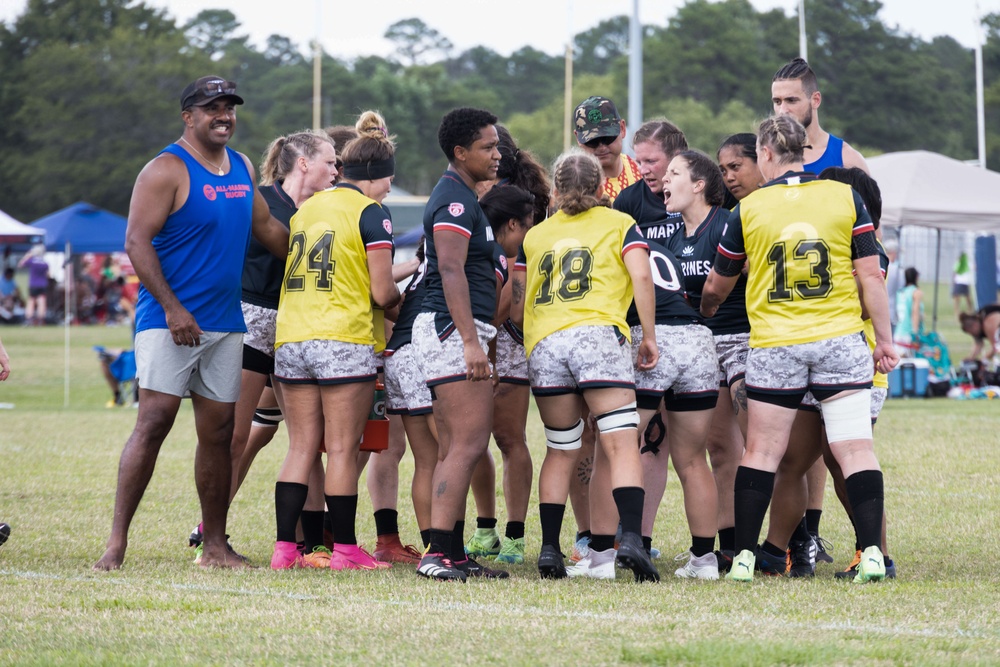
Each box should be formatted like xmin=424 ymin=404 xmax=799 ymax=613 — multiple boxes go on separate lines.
xmin=241 ymin=301 xmax=277 ymax=357
xmin=631 ymin=324 xmax=719 ymax=405
xmin=411 ymin=312 xmax=496 ymax=387
xmin=383 ymin=343 xmax=432 ymax=415
xmin=747 ymin=332 xmax=872 ymax=401
xmin=495 ymin=321 xmax=528 ymax=385
xmin=715 ymin=332 xmax=750 ymax=386
xmin=528 ymin=325 xmax=634 ymax=396
xmin=275 ymin=339 xmax=377 ymax=385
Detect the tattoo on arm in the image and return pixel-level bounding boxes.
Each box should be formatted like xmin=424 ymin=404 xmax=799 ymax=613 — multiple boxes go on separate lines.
xmin=512 ymin=278 xmax=524 ymax=305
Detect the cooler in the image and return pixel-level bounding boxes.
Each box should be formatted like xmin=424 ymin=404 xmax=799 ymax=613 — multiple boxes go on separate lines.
xmin=888 ymin=358 xmax=930 ymax=398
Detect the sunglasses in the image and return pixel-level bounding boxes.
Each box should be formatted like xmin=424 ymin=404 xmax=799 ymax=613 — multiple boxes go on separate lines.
xmin=584 ymin=135 xmax=617 ymax=149
xmin=199 ymin=79 xmax=237 ymax=97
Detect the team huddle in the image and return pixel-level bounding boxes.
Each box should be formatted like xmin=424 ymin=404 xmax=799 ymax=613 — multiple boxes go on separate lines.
xmin=94 ymin=58 xmax=899 ymax=585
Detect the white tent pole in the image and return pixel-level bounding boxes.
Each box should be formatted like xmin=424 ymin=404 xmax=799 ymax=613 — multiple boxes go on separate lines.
xmin=932 ymin=230 xmax=941 ymax=332
xmin=64 ymin=241 xmax=71 ymax=408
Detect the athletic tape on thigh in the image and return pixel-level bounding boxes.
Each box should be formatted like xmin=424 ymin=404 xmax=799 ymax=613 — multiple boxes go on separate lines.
xmin=544 ymin=418 xmax=585 ymax=450
xmin=252 ymin=406 xmax=284 ymax=427
xmin=595 ymin=401 xmax=639 ymax=434
xmin=819 ymin=389 xmax=872 ymax=443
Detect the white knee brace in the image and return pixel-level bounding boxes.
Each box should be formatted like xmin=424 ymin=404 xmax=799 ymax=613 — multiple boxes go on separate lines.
xmin=544 ymin=418 xmax=585 ymax=450
xmin=820 ymin=389 xmax=873 ymax=443
xmin=595 ymin=402 xmax=639 ymax=435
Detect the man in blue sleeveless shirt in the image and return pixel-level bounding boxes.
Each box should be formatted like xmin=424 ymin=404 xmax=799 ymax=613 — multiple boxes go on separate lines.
xmin=771 ymin=58 xmax=869 ymax=175
xmin=95 ymin=76 xmax=290 ymax=571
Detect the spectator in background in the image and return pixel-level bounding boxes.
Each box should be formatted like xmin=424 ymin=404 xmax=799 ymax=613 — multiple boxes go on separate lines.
xmin=894 ymin=267 xmax=924 ymax=356
xmin=17 ymin=245 xmax=48 ymax=325
xmin=574 ymin=96 xmax=642 ymax=203
xmin=0 ymin=267 xmax=24 ymax=322
xmin=883 ymin=237 xmax=901 ymax=329
xmin=952 ymin=251 xmax=974 ymax=314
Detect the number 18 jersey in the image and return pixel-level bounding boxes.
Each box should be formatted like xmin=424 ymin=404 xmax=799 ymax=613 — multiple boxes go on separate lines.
xmin=275 ymin=183 xmax=394 ymax=350
xmin=515 ymin=206 xmax=648 ymax=358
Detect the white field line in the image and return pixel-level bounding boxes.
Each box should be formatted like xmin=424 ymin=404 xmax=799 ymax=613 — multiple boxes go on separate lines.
xmin=1 ymin=568 xmax=995 ymax=640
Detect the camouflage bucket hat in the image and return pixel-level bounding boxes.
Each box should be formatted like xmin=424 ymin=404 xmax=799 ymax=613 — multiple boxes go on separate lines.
xmin=574 ymin=96 xmax=622 ymax=143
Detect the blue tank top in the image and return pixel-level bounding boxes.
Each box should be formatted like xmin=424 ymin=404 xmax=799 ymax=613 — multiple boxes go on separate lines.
xmin=135 ymin=143 xmax=255 ymax=333
xmin=803 ymin=134 xmax=844 ymax=174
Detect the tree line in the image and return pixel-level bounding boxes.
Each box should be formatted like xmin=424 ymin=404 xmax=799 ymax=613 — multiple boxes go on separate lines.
xmin=1 ymin=0 xmax=998 ymax=223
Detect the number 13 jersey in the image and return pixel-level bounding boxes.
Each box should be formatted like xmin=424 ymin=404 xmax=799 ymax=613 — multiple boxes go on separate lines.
xmin=515 ymin=206 xmax=648 ymax=358
xmin=275 ymin=183 xmax=394 ymax=350
xmin=716 ymin=173 xmax=874 ymax=348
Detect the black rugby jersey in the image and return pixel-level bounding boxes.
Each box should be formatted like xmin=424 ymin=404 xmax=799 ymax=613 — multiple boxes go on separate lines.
xmin=613 ymin=180 xmax=683 ymax=243
xmin=386 ymin=241 xmax=427 ymax=352
xmin=243 ymin=183 xmax=294 ymax=309
xmin=665 ymin=205 xmax=750 ymax=335
xmin=626 ymin=240 xmax=704 ymax=328
xmin=420 ymin=171 xmax=498 ymax=323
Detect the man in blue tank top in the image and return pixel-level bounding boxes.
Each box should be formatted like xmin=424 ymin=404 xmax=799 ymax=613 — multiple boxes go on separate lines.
xmin=771 ymin=58 xmax=869 ymax=175
xmin=95 ymin=76 xmax=290 ymax=571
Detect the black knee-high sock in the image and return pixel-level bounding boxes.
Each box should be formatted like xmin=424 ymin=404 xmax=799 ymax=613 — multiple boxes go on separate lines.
xmin=845 ymin=470 xmax=884 ymax=551
xmin=275 ymin=482 xmax=308 ymax=543
xmin=733 ymin=466 xmax=775 ymax=554
xmin=373 ymin=508 xmax=399 ymax=536
xmin=718 ymin=526 xmax=736 ymax=553
xmin=805 ymin=508 xmax=823 ymax=536
xmin=325 ymin=494 xmax=359 ymax=546
xmin=505 ymin=521 xmax=525 ymax=540
xmin=451 ymin=520 xmax=466 ymax=562
xmin=539 ymin=503 xmax=565 ymax=549
xmin=300 ymin=510 xmax=325 ymax=552
xmin=611 ymin=486 xmax=645 ymax=537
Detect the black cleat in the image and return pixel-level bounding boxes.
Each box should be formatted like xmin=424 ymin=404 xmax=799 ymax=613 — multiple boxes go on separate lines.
xmin=715 ymin=549 xmax=734 ymax=573
xmin=456 ymin=555 xmax=509 ymax=579
xmin=616 ymin=533 xmax=660 ymax=582
xmin=417 ymin=552 xmax=467 ymax=582
xmin=0 ymin=522 xmax=9 ymax=546
xmin=537 ymin=544 xmax=567 ymax=579
xmin=788 ymin=537 xmax=816 ymax=578
xmin=811 ymin=533 xmax=834 ymax=564
xmin=754 ymin=546 xmax=787 ymax=577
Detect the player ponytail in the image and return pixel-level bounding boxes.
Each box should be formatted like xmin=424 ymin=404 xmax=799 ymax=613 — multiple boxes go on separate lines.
xmin=259 ymin=131 xmax=335 ymax=187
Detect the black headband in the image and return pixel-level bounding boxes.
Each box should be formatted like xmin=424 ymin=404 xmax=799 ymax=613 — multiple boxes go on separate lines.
xmin=341 ymin=157 xmax=395 ymax=181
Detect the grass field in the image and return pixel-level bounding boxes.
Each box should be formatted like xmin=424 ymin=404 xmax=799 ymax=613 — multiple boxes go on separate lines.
xmin=1 ymin=323 xmax=998 ymax=666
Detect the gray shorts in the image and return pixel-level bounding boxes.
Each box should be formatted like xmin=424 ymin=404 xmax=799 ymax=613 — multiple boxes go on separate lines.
xmin=411 ymin=312 xmax=496 ymax=387
xmin=383 ymin=343 xmax=432 ymax=415
xmin=135 ymin=329 xmax=243 ymax=402
xmin=241 ymin=302 xmax=277 ymax=357
xmin=528 ymin=325 xmax=634 ymax=396
xmin=275 ymin=339 xmax=377 ymax=385
xmin=715 ymin=332 xmax=750 ymax=386
xmin=495 ymin=321 xmax=528 ymax=385
xmin=747 ymin=332 xmax=872 ymax=407
xmin=631 ymin=324 xmax=719 ymax=411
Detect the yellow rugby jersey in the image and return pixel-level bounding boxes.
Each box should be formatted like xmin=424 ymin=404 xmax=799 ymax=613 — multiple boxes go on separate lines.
xmin=863 ymin=240 xmax=892 ymax=389
xmin=275 ymin=184 xmax=394 ymax=349
xmin=717 ymin=175 xmax=874 ymax=348
xmin=603 ymin=155 xmax=643 ymax=203
xmin=515 ymin=206 xmax=648 ymax=357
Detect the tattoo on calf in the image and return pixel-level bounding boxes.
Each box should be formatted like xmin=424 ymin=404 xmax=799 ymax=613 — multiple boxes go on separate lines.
xmin=436 ymin=481 xmax=447 ymax=497
xmin=576 ymin=456 xmax=593 ymax=485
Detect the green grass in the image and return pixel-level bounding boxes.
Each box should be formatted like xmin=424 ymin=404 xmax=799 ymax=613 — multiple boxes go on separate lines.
xmin=1 ymin=325 xmax=999 ymax=666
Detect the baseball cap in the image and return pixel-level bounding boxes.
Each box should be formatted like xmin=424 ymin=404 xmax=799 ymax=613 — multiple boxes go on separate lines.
xmin=574 ymin=96 xmax=622 ymax=143
xmin=180 ymin=76 xmax=244 ymax=111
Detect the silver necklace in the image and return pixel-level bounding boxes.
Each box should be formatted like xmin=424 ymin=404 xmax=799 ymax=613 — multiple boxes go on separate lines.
xmin=179 ymin=137 xmax=227 ymax=176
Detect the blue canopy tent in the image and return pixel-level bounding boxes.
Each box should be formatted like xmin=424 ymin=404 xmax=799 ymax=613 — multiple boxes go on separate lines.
xmin=27 ymin=202 xmax=128 ymax=407
xmin=31 ymin=201 xmax=127 ymax=253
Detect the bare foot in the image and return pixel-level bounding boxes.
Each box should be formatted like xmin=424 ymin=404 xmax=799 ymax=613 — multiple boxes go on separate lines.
xmin=198 ymin=546 xmax=254 ymax=569
xmin=93 ymin=548 xmax=125 ymax=571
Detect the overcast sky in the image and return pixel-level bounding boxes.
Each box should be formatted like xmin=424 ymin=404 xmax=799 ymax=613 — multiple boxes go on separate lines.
xmin=1 ymin=0 xmax=996 ymax=58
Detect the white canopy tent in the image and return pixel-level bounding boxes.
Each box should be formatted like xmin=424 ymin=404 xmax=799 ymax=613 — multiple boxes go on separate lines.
xmin=868 ymin=151 xmax=1000 ymax=232
xmin=868 ymin=151 xmax=1000 ymax=328
xmin=0 ymin=209 xmax=45 ymax=244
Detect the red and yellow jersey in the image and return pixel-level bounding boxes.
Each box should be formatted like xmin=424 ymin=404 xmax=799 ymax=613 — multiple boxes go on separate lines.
xmin=602 ymin=155 xmax=643 ymax=203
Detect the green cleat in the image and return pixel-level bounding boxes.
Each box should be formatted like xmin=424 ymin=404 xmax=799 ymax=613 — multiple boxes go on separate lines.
xmin=465 ymin=528 xmax=501 ymax=558
xmin=726 ymin=549 xmax=756 ymax=582
xmin=853 ymin=545 xmax=886 ymax=583
xmin=495 ymin=536 xmax=525 ymax=564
